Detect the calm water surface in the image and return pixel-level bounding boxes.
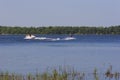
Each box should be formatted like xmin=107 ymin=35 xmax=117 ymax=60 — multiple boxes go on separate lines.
xmin=0 ymin=35 xmax=120 ymax=74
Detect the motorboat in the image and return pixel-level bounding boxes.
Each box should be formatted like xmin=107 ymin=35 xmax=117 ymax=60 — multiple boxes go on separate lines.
xmin=24 ymin=34 xmax=36 ymax=39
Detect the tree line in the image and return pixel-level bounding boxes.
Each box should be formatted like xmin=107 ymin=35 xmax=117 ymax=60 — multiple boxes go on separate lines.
xmin=0 ymin=25 xmax=120 ymax=34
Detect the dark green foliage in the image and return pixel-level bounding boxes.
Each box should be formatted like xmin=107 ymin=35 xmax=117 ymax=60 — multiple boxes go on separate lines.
xmin=0 ymin=25 xmax=120 ymax=34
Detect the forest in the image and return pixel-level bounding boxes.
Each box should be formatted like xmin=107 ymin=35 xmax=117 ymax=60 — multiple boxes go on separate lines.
xmin=0 ymin=25 xmax=120 ymax=34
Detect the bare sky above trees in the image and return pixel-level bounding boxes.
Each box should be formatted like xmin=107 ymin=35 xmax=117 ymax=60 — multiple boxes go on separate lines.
xmin=0 ymin=0 xmax=120 ymax=27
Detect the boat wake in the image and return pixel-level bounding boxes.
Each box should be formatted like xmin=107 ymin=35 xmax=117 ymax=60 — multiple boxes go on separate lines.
xmin=34 ymin=37 xmax=60 ymax=41
xmin=62 ymin=37 xmax=76 ymax=40
xmin=24 ymin=35 xmax=76 ymax=41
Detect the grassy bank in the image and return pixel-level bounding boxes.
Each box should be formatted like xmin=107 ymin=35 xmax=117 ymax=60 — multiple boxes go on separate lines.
xmin=0 ymin=66 xmax=120 ymax=80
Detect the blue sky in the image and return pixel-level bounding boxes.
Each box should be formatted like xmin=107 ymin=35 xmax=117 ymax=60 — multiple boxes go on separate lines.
xmin=0 ymin=0 xmax=120 ymax=27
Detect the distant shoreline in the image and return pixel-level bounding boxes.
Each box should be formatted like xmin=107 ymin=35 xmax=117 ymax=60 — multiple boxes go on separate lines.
xmin=0 ymin=25 xmax=120 ymax=35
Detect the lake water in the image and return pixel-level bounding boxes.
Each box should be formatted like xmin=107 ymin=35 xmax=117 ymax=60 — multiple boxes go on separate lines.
xmin=0 ymin=34 xmax=120 ymax=75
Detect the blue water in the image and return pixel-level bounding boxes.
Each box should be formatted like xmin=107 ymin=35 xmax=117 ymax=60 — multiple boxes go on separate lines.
xmin=0 ymin=34 xmax=120 ymax=74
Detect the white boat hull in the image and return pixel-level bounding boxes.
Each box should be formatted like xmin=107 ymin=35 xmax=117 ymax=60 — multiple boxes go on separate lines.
xmin=24 ymin=35 xmax=36 ymax=39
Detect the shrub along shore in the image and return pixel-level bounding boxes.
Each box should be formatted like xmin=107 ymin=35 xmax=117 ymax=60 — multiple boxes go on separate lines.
xmin=0 ymin=66 xmax=119 ymax=80
xmin=0 ymin=25 xmax=120 ymax=35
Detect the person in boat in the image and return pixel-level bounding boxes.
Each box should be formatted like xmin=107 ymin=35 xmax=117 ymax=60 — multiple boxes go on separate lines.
xmin=27 ymin=33 xmax=32 ymax=36
xmin=28 ymin=34 xmax=35 ymax=37
xmin=25 ymin=34 xmax=36 ymax=39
